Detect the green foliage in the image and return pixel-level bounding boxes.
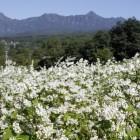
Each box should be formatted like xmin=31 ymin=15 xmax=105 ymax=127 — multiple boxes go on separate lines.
xmin=94 ymin=47 xmax=113 ymax=62
xmin=16 ymin=135 xmax=30 ymax=140
xmin=110 ymin=18 xmax=140 ymax=60
xmin=93 ymin=31 xmax=111 ymax=49
xmin=80 ymin=31 xmax=112 ymax=62
xmin=9 ymin=47 xmax=32 ymax=65
xmin=3 ymin=127 xmax=14 ymax=140
xmin=0 ymin=42 xmax=5 ymax=65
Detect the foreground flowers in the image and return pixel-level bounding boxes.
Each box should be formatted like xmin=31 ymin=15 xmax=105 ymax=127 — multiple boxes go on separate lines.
xmin=0 ymin=56 xmax=140 ymax=140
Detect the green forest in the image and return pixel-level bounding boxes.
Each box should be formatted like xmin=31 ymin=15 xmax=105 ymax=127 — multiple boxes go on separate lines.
xmin=0 ymin=18 xmax=140 ymax=68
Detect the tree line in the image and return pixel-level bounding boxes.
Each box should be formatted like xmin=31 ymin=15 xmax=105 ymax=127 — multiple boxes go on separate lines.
xmin=0 ymin=18 xmax=140 ymax=68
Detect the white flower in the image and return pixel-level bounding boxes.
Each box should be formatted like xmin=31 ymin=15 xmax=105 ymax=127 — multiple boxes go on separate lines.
xmin=66 ymin=118 xmax=78 ymax=125
xmin=59 ymin=135 xmax=69 ymax=140
xmin=0 ymin=120 xmax=8 ymax=130
xmin=23 ymin=99 xmax=31 ymax=107
xmin=0 ymin=55 xmax=140 ymax=139
xmin=13 ymin=122 xmax=22 ymax=134
xmin=136 ymin=102 xmax=140 ymax=109
xmin=36 ymin=104 xmax=47 ymax=116
xmin=90 ymin=136 xmax=98 ymax=140
xmin=36 ymin=124 xmax=54 ymax=139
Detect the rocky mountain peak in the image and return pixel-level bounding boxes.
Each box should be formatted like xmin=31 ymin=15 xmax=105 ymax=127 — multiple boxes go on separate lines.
xmin=0 ymin=11 xmax=125 ymax=37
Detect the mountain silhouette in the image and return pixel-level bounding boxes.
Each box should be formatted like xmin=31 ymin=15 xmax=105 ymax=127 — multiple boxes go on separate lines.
xmin=0 ymin=11 xmax=125 ymax=37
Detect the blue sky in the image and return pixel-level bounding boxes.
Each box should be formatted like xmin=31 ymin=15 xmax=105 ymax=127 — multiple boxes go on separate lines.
xmin=0 ymin=0 xmax=139 ymax=19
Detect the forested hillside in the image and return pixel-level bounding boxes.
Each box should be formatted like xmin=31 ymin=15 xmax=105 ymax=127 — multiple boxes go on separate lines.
xmin=0 ymin=18 xmax=140 ymax=68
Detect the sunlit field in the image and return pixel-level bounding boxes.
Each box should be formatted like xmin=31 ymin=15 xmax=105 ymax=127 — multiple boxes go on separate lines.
xmin=0 ymin=55 xmax=140 ymax=140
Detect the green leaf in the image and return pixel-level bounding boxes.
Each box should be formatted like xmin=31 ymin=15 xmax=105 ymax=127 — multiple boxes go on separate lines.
xmin=3 ymin=127 xmax=14 ymax=140
xmin=32 ymin=99 xmax=38 ymax=106
xmin=99 ymin=120 xmax=112 ymax=129
xmin=16 ymin=135 xmax=30 ymax=140
xmin=127 ymin=105 xmax=135 ymax=112
xmin=11 ymin=111 xmax=17 ymax=119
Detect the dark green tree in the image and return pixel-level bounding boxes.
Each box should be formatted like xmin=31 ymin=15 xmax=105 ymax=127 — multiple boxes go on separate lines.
xmin=110 ymin=18 xmax=140 ymax=60
xmin=80 ymin=31 xmax=112 ymax=63
xmin=0 ymin=42 xmax=5 ymax=65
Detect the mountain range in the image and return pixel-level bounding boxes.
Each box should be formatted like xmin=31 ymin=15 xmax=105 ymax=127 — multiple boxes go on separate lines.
xmin=0 ymin=11 xmax=125 ymax=37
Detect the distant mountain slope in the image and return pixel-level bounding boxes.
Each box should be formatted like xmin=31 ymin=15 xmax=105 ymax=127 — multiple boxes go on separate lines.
xmin=0 ymin=11 xmax=125 ymax=37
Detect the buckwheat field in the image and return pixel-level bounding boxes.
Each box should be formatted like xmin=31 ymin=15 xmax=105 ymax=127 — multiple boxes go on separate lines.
xmin=0 ymin=56 xmax=140 ymax=140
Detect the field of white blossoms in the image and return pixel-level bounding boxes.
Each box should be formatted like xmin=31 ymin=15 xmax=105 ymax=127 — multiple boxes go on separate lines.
xmin=0 ymin=55 xmax=140 ymax=140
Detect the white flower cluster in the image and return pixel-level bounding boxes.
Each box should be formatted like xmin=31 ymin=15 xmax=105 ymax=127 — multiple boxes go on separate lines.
xmin=12 ymin=122 xmax=22 ymax=134
xmin=0 ymin=55 xmax=140 ymax=139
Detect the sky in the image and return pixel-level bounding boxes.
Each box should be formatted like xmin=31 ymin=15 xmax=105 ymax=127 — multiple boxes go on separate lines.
xmin=0 ymin=0 xmax=139 ymax=19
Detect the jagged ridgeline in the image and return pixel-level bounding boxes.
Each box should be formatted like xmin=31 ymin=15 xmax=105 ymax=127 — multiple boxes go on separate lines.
xmin=0 ymin=11 xmax=124 ymax=37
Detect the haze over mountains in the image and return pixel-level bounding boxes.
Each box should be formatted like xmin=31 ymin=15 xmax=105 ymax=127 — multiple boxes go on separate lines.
xmin=0 ymin=11 xmax=125 ymax=37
